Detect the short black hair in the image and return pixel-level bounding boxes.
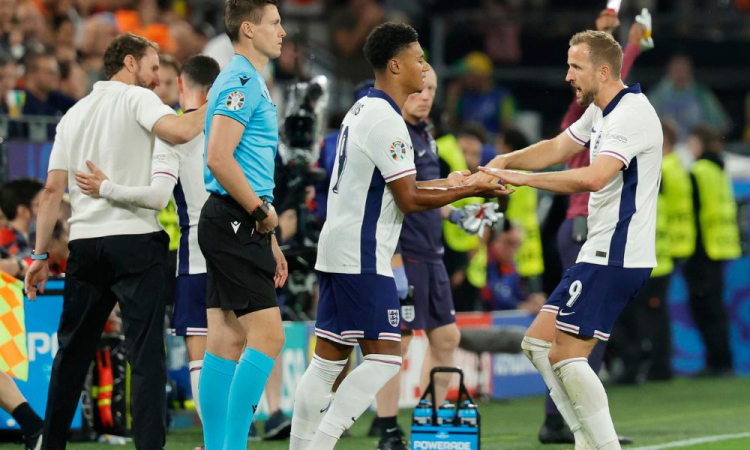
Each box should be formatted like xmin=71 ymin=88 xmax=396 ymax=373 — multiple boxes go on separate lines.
xmin=103 ymin=33 xmax=159 ymax=79
xmin=364 ymin=22 xmax=419 ymax=71
xmin=180 ymin=55 xmax=221 ymax=91
xmin=456 ymin=123 xmax=487 ymax=146
xmin=224 ymin=0 xmax=279 ymax=43
xmin=500 ymin=129 xmax=530 ymax=152
xmin=0 ymin=178 xmax=43 ymax=220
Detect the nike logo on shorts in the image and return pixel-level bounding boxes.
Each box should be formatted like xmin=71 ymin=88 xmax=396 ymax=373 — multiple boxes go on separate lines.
xmin=559 ymin=311 xmax=575 ymax=316
xmin=418 ymin=150 xmax=426 ymax=157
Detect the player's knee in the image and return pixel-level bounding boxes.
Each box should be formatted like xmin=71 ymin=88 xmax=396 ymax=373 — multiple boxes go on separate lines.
xmin=430 ymin=325 xmax=461 ymax=355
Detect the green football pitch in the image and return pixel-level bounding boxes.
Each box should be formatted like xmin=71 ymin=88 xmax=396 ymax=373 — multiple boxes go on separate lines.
xmin=3 ymin=377 xmax=749 ymax=449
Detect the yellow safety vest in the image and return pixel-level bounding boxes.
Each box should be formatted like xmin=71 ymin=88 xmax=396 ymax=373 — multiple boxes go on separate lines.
xmin=661 ymin=152 xmax=696 ymax=259
xmin=691 ymin=159 xmax=741 ymax=261
xmin=158 ymin=200 xmax=181 ymax=252
xmin=504 ymin=185 xmax=544 ymax=277
xmin=436 ymin=134 xmax=482 ymax=252
xmin=651 ymin=193 xmax=673 ymax=277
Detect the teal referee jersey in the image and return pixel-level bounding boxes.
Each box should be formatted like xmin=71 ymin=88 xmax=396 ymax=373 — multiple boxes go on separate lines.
xmin=204 ymin=54 xmax=278 ymax=201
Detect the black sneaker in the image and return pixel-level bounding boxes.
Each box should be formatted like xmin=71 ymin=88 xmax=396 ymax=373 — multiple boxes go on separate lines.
xmin=618 ymin=435 xmax=635 ymax=445
xmin=538 ymin=423 xmax=574 ymax=444
xmin=263 ymin=411 xmax=292 ymax=440
xmin=248 ymin=420 xmax=261 ymax=441
xmin=24 ymin=430 xmax=42 ymax=450
xmin=377 ymin=433 xmax=408 ymax=450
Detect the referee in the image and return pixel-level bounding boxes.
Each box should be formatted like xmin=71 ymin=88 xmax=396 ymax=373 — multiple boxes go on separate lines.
xmin=197 ymin=1 xmax=288 ymax=449
xmin=25 ymin=33 xmax=206 ymax=450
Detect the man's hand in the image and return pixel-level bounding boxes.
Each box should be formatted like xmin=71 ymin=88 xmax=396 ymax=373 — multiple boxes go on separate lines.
xmin=463 ymin=155 xmax=508 ymax=186
xmin=446 ymin=170 xmax=471 ymax=187
xmin=24 ymin=260 xmax=50 ymax=301
xmin=478 ymin=167 xmax=529 ymax=187
xmin=596 ymin=9 xmax=620 ymax=34
xmin=472 ymin=180 xmax=514 ymax=199
xmin=271 ymin=236 xmax=288 ymax=288
xmin=75 ymin=160 xmax=108 ymax=197
xmin=256 ymin=205 xmax=279 ymax=234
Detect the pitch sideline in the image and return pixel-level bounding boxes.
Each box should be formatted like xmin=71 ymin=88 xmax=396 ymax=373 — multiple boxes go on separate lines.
xmin=631 ymin=432 xmax=750 ymax=450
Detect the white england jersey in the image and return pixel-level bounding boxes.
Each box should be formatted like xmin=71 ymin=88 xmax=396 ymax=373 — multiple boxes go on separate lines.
xmin=565 ymin=84 xmax=662 ymax=268
xmin=152 ymin=132 xmax=209 ymax=275
xmin=315 ymin=89 xmax=417 ymax=277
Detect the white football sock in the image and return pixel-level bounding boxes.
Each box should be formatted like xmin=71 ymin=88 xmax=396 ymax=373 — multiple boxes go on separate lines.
xmin=189 ymin=360 xmax=203 ymax=422
xmin=553 ymin=358 xmax=621 ymax=450
xmin=289 ymin=355 xmax=347 ymax=450
xmin=310 ymin=354 xmax=401 ymax=450
xmin=522 ymin=337 xmax=592 ymax=449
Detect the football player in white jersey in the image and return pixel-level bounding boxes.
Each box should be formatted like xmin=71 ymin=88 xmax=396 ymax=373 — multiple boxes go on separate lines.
xmin=289 ymin=23 xmax=509 ymax=450
xmin=74 ymin=55 xmax=220 ymax=429
xmin=471 ymin=30 xmax=662 ymax=450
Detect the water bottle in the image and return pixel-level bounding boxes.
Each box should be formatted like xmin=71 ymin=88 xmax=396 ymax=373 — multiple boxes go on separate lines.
xmin=413 ymin=399 xmax=433 ymax=426
xmin=457 ymin=400 xmax=478 ymax=427
xmin=436 ymin=400 xmax=456 ymax=426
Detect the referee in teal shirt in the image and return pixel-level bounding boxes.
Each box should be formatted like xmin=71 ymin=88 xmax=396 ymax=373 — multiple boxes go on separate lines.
xmin=196 ymin=1 xmax=288 ymax=448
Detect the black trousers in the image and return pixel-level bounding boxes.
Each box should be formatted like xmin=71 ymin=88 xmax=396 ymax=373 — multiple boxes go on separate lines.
xmin=43 ymin=232 xmax=169 ymax=450
xmin=684 ymin=256 xmax=733 ymax=371
xmin=612 ymin=274 xmax=673 ymax=382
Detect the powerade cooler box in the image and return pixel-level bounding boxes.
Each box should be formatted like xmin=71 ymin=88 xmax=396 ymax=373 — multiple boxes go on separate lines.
xmin=411 ymin=367 xmax=481 ymax=450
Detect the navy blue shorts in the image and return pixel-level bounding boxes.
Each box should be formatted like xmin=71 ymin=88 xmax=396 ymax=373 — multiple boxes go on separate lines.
xmin=541 ymin=263 xmax=651 ymax=341
xmin=315 ymin=272 xmax=401 ymax=345
xmin=169 ymin=273 xmax=208 ymax=336
xmin=401 ymin=259 xmax=456 ymax=330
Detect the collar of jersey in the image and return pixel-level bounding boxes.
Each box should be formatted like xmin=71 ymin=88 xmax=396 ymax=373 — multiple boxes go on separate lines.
xmin=367 ymin=88 xmax=400 ymax=114
xmin=602 ymin=83 xmax=641 ymax=117
xmin=232 ymin=53 xmax=258 ymax=74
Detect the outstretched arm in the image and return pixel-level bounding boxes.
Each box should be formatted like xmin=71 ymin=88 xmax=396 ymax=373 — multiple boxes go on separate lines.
xmin=75 ymin=160 xmax=176 ymax=211
xmin=389 ymin=174 xmax=511 ymax=214
xmin=480 ymin=154 xmax=624 ymax=194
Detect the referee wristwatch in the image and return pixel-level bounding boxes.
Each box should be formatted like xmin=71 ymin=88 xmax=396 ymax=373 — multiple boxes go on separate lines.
xmin=250 ymin=201 xmax=271 ymax=222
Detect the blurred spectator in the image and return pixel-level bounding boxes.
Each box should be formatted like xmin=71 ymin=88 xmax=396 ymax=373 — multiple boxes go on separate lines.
xmin=445 ymin=51 xmax=517 ymax=135
xmin=0 ymin=177 xmax=43 ymax=260
xmin=51 ymin=14 xmax=76 ymax=48
xmin=685 ymin=126 xmax=740 ymax=377
xmin=455 ymin=124 xmax=486 ymax=173
xmin=154 ymin=53 xmax=179 ymax=109
xmin=330 ymin=0 xmax=385 ymax=86
xmin=0 ymin=52 xmax=21 ymax=115
xmin=80 ymin=14 xmax=117 ymax=91
xmin=0 ymin=0 xmax=17 ymax=55
xmin=744 ymin=93 xmax=750 ymax=143
xmin=482 ymin=0 xmax=521 ymax=63
xmin=21 ymin=51 xmax=76 ymax=120
xmin=648 ymin=54 xmax=730 ymax=141
xmin=170 ymin=21 xmax=207 ymax=63
xmin=480 ymin=223 xmax=546 ymax=314
xmin=16 ymin=1 xmax=47 ymax=52
xmin=59 ymin=59 xmax=88 ymax=100
xmin=202 ymin=32 xmax=232 ymax=69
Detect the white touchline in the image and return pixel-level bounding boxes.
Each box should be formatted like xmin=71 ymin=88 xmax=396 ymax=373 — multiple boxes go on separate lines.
xmin=630 ymin=432 xmax=750 ymax=450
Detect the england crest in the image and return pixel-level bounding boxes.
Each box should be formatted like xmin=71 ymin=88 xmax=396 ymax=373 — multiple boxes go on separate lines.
xmin=402 ymin=305 xmax=415 ymax=323
xmin=387 ymin=309 xmax=400 ymax=327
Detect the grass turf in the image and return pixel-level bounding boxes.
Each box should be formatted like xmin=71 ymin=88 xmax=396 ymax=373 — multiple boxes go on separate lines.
xmin=2 ymin=377 xmax=748 ymax=449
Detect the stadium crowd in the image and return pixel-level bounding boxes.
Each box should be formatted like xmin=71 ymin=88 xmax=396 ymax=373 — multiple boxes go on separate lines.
xmin=0 ymin=0 xmax=748 ymax=449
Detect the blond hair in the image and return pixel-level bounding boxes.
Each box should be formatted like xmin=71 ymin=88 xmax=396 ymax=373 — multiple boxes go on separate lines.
xmin=569 ymin=30 xmax=623 ymax=78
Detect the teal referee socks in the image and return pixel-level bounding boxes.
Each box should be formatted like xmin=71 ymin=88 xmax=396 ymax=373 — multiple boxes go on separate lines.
xmin=200 ymin=351 xmax=237 ymax=450
xmin=223 ymin=347 xmax=275 ymax=450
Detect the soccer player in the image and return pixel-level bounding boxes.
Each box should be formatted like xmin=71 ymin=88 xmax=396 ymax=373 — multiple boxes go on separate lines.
xmin=472 ymin=30 xmax=662 ymax=449
xmin=539 ymin=9 xmax=652 ymax=444
xmin=73 ymin=55 xmax=221 ymax=441
xmin=373 ymin=66 xmax=499 ymax=450
xmin=289 ymin=22 xmax=508 ymax=450
xmin=198 ymin=1 xmax=287 ymax=449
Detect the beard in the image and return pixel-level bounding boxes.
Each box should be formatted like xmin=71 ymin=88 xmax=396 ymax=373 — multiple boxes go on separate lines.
xmin=575 ymin=85 xmax=597 ymax=107
xmin=134 ymin=68 xmax=156 ymax=91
